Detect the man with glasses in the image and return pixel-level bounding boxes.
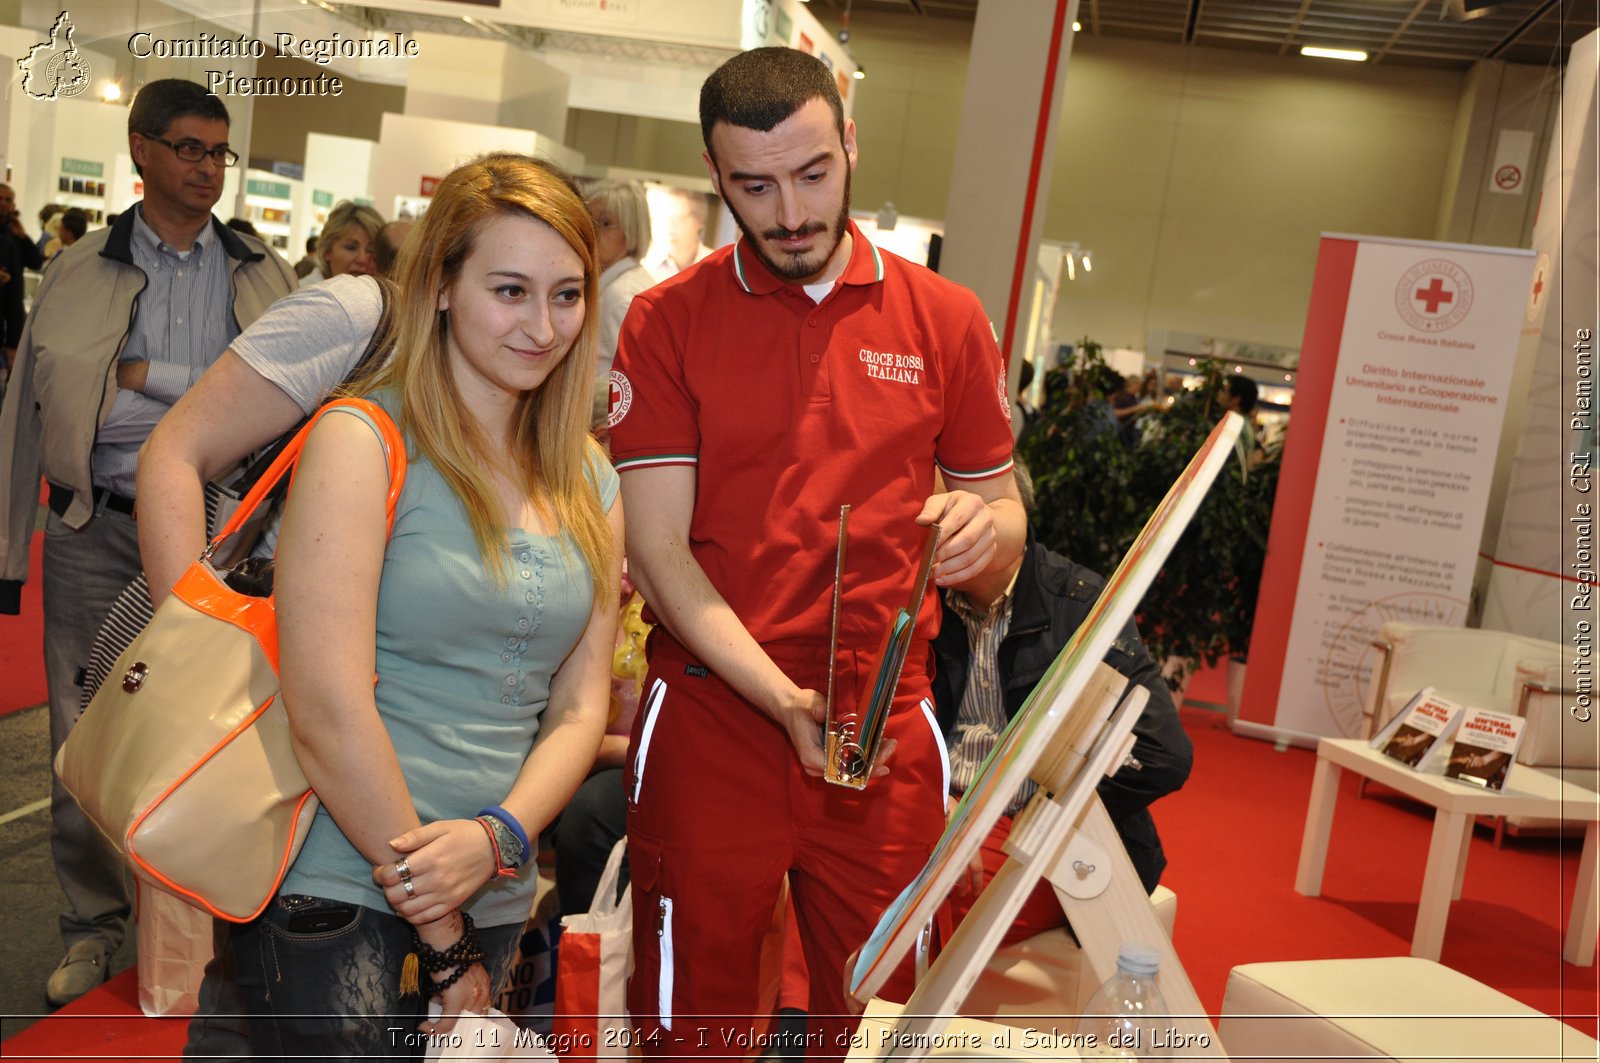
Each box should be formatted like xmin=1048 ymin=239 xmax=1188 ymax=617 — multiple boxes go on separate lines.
xmin=0 ymin=78 xmax=294 ymax=1006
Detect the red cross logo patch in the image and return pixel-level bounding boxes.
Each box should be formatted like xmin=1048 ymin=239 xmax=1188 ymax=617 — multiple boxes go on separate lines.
xmin=1394 ymin=259 xmax=1474 ymax=333
xmin=606 ymin=369 xmax=633 ymax=429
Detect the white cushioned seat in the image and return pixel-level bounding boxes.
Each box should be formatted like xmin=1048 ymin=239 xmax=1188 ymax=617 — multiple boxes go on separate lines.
xmin=1219 ymin=956 xmax=1599 ymax=1062
xmin=1365 ymin=624 xmax=1563 ymax=737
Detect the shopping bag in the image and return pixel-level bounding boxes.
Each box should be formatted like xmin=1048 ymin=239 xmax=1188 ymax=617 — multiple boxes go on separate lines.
xmin=135 ymin=880 xmax=211 ymax=1017
xmin=550 ymin=840 xmax=631 ymax=1060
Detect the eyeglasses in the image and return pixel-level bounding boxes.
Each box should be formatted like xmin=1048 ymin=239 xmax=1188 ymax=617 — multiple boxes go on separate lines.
xmin=142 ymin=134 xmax=240 ymax=167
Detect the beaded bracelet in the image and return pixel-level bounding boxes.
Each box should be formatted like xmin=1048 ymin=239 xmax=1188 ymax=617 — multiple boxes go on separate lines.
xmin=428 ymin=963 xmax=476 ymax=994
xmin=400 ymin=912 xmax=485 ymax=997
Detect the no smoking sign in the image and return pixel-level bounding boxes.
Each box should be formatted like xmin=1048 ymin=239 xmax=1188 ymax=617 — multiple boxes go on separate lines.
xmin=1494 ymin=164 xmax=1522 ymax=192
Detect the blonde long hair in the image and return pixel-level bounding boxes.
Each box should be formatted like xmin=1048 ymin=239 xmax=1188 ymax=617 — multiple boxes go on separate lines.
xmin=355 ymin=153 xmax=613 ymax=603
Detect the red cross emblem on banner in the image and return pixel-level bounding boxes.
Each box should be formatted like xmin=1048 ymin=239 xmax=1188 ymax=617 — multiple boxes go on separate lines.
xmin=1413 ymin=277 xmax=1455 ymax=315
xmin=1395 ymin=259 xmax=1473 ymax=333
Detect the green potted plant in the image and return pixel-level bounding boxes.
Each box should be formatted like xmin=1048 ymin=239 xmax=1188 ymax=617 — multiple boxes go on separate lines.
xmin=1023 ymin=349 xmax=1281 ymax=699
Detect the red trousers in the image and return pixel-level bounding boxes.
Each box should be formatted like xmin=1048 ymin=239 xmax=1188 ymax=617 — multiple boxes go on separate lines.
xmin=765 ymin=810 xmax=1068 ymax=1023
xmin=624 ymin=638 xmax=947 ymax=1059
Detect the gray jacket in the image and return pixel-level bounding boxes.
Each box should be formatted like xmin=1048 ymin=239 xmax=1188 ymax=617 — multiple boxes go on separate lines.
xmin=0 ymin=208 xmax=295 ymax=613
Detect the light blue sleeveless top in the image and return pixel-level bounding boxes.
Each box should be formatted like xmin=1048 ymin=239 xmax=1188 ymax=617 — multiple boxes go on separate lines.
xmin=281 ymin=391 xmax=619 ymax=926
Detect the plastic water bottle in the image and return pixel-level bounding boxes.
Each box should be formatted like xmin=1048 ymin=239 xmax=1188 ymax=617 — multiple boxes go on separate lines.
xmin=1077 ymin=942 xmax=1172 ymax=1059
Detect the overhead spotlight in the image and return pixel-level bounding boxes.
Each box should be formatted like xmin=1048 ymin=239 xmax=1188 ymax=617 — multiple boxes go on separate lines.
xmin=838 ymin=27 xmax=851 ymax=44
xmin=853 ymin=66 xmax=865 ymax=80
xmin=1072 ymin=20 xmax=1082 ymax=31
xmin=98 ymin=80 xmax=122 ymax=102
xmin=1081 ymin=251 xmax=1093 ymax=273
xmin=1065 ymin=251 xmax=1076 ymax=281
xmin=1284 ymin=373 xmax=1293 ymax=381
xmin=1300 ymin=46 xmax=1368 ymax=61
xmin=1234 ymin=365 xmax=1243 ymax=372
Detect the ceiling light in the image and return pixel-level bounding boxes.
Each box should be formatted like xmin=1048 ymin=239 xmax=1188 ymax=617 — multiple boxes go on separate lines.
xmin=1081 ymin=251 xmax=1093 ymax=273
xmin=1072 ymin=20 xmax=1081 ymax=31
xmin=1300 ymin=46 xmax=1368 ymax=61
xmin=852 ymin=66 xmax=865 ymax=80
xmin=98 ymin=81 xmax=122 ymax=102
xmin=1065 ymin=251 xmax=1076 ymax=281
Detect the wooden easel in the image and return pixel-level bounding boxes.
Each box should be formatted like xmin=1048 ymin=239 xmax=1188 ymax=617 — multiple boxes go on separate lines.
xmin=856 ymin=664 xmax=1227 ymax=1060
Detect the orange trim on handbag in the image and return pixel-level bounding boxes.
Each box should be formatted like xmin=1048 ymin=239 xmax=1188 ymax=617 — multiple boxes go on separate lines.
xmin=171 ymin=563 xmax=282 ymax=671
xmin=129 ymin=778 xmax=319 ymax=923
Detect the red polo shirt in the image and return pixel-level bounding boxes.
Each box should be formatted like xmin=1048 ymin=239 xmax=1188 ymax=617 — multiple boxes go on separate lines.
xmin=609 ymin=222 xmax=1014 ymax=655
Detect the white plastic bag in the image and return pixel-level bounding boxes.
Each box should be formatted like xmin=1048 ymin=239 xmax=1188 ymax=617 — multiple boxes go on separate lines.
xmin=425 ymin=1005 xmax=552 ymax=1059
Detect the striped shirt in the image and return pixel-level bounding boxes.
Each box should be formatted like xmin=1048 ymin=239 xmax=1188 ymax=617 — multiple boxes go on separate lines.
xmin=947 ymin=577 xmax=1035 ymax=815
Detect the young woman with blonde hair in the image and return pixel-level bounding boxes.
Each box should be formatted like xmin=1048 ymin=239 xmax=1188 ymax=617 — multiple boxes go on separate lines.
xmin=197 ymin=153 xmax=621 ymax=1054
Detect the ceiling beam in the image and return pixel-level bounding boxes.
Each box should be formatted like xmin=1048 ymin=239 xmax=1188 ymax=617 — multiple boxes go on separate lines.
xmin=1278 ymin=0 xmax=1318 ymax=54
xmin=1372 ymin=0 xmax=1430 ymax=64
xmin=1484 ymin=0 xmax=1561 ymax=60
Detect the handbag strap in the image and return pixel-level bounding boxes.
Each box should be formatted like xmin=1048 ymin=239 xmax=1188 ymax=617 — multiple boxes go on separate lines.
xmin=204 ymin=396 xmax=407 ymax=559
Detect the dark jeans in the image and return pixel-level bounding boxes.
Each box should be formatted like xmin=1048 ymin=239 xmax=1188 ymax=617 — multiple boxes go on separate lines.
xmin=552 ymin=768 xmax=628 ymax=914
xmin=185 ymin=895 xmax=521 ymax=1061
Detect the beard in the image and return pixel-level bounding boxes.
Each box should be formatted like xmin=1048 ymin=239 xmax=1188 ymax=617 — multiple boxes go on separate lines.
xmin=722 ymin=167 xmax=853 ymax=283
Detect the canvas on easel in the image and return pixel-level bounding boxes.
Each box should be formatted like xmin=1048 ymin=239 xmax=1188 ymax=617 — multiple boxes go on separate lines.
xmin=844 ymin=413 xmax=1244 ymax=1061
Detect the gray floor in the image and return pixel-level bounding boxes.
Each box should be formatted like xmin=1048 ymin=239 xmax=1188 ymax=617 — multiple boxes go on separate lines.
xmin=0 ymin=702 xmax=139 ymax=1040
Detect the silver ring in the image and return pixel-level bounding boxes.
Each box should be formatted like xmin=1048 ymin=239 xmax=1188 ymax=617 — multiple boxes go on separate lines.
xmin=403 ymin=878 xmax=416 ymax=898
xmin=395 ymin=858 xmax=411 ymax=880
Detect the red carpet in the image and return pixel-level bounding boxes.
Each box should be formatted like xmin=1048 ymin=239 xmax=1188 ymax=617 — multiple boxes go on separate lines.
xmin=5 ymin=702 xmax=1596 ymax=1056
xmin=2 ymin=968 xmax=188 ymax=1060
xmin=0 ymin=525 xmax=46 ymax=717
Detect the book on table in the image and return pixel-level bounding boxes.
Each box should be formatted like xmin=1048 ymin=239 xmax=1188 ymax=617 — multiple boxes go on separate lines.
xmin=1370 ymin=687 xmax=1464 ymax=772
xmin=1443 ymin=707 xmax=1525 ymax=790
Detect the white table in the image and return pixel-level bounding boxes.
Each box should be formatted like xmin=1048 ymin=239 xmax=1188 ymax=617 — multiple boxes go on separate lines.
xmin=1295 ymin=738 xmax=1600 ymax=966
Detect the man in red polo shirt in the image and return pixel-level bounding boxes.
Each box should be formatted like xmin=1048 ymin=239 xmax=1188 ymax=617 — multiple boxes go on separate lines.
xmin=609 ymin=46 xmax=1023 ymax=1057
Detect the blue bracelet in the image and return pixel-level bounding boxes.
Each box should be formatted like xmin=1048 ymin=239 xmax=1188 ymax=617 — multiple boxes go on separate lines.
xmin=477 ymin=805 xmax=530 ymax=866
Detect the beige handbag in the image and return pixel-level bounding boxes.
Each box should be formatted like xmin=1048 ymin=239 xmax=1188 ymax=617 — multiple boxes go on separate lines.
xmin=56 ymin=397 xmax=406 ymax=923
